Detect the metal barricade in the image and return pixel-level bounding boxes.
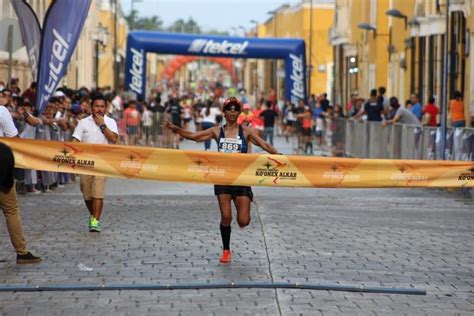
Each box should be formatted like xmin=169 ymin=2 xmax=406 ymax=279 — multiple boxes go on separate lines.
xmin=400 ymin=124 xmax=423 ymax=160
xmin=421 ymin=127 xmax=437 ymax=160
xmin=334 ymin=119 xmax=473 ymax=161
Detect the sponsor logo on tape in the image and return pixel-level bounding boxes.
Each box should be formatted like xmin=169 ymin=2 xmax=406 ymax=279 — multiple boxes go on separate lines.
xmin=53 ymin=147 xmax=94 ymax=168
xmin=255 ymin=157 xmax=296 ymax=184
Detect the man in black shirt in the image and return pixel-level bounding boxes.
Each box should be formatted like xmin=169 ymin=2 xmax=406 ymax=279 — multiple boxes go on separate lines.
xmin=352 ymin=89 xmax=385 ymax=122
xmin=259 ymin=101 xmax=279 ymax=145
xmin=166 ymin=97 xmax=183 ymax=149
xmin=320 ymin=93 xmax=330 ymax=112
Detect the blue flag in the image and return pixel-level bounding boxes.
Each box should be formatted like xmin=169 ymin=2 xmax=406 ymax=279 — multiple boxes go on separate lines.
xmin=36 ymin=0 xmax=91 ymax=113
xmin=10 ymin=0 xmax=41 ymax=79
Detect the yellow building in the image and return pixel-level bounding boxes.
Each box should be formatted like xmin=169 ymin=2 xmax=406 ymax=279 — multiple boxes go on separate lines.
xmin=245 ymin=0 xmax=334 ymax=102
xmin=331 ymin=0 xmax=472 ymax=125
xmin=96 ymin=0 xmax=128 ymax=90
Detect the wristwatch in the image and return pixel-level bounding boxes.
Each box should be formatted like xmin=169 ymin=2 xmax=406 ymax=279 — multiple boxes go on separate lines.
xmin=100 ymin=124 xmax=107 ymax=132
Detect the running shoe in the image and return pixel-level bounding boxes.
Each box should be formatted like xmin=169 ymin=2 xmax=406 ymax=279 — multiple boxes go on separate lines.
xmin=17 ymin=252 xmax=42 ymax=264
xmin=89 ymin=216 xmax=101 ymax=232
xmin=219 ymin=250 xmax=232 ymax=263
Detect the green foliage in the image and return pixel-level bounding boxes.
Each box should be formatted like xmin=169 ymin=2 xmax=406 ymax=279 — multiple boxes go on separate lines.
xmin=125 ymin=11 xmax=229 ymax=35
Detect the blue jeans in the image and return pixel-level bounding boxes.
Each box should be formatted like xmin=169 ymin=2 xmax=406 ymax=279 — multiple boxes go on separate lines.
xmin=201 ymin=122 xmax=215 ymax=150
xmin=452 ymin=121 xmax=465 ymax=128
xmin=263 ymin=127 xmax=274 ymax=145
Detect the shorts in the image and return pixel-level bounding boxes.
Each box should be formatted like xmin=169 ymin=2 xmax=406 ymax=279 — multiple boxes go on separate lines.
xmin=302 ymin=127 xmax=312 ymax=137
xmin=315 ymin=130 xmax=323 ymax=137
xmin=80 ymin=175 xmax=106 ymax=200
xmin=286 ymin=120 xmax=295 ymax=127
xmin=126 ymin=125 xmax=139 ymax=135
xmin=214 ymin=185 xmax=253 ymax=201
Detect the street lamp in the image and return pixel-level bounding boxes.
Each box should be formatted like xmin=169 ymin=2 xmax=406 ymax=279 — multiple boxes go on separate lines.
xmin=267 ymin=10 xmax=278 ymax=100
xmin=94 ymin=24 xmax=109 ymax=88
xmin=385 ymin=9 xmax=408 ymax=29
xmin=357 ymin=22 xmax=377 ymax=38
xmin=239 ymin=25 xmax=246 ymax=37
xmin=249 ymin=19 xmax=258 ymax=37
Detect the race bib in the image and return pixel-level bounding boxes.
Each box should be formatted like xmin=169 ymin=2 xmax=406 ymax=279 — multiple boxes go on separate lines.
xmin=219 ymin=138 xmax=242 ymax=153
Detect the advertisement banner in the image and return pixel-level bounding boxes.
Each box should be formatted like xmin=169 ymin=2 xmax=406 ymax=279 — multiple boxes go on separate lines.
xmin=2 ymin=138 xmax=473 ymax=188
xmin=10 ymin=0 xmax=41 ymax=79
xmin=35 ymin=0 xmax=91 ymax=113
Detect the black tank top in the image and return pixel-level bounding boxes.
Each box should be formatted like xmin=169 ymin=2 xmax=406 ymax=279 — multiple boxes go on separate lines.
xmin=217 ymin=125 xmax=248 ymax=153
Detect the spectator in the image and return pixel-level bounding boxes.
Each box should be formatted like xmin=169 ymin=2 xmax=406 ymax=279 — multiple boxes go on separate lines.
xmin=237 ymin=103 xmax=254 ymax=127
xmin=383 ymin=97 xmax=420 ymax=126
xmin=283 ymin=101 xmax=296 ymax=142
xmin=353 ymin=89 xmax=384 ymax=122
xmin=308 ymin=94 xmax=317 ymax=111
xmin=319 ymin=93 xmax=330 ymax=112
xmin=200 ymin=100 xmax=221 ymax=151
xmin=251 ymin=98 xmax=265 ymax=137
xmin=422 ymin=96 xmax=439 ymax=127
xmin=142 ymin=104 xmax=153 ymax=146
xmin=259 ymin=101 xmax=279 ymax=146
xmin=410 ymin=93 xmax=423 ymax=121
xmin=377 ymin=86 xmax=389 ymax=110
xmin=124 ymin=100 xmax=140 ymax=145
xmin=448 ymin=90 xmax=465 ymax=128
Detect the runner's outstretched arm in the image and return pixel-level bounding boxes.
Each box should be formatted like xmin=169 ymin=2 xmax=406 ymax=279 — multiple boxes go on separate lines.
xmin=246 ymin=127 xmax=279 ymax=154
xmin=163 ymin=119 xmax=216 ymax=142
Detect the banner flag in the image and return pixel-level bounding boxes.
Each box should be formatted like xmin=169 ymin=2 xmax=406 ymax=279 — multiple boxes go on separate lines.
xmin=2 ymin=138 xmax=473 ymax=188
xmin=10 ymin=0 xmax=41 ymax=79
xmin=35 ymin=0 xmax=91 ymax=113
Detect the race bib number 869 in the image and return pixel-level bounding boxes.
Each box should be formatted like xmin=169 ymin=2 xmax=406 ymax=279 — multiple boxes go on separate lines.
xmin=219 ymin=138 xmax=242 ymax=153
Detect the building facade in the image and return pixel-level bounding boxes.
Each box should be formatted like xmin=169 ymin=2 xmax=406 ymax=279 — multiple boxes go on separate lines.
xmin=0 ymin=0 xmax=128 ymax=92
xmin=331 ymin=0 xmax=473 ymax=126
xmin=244 ymin=0 xmax=335 ymax=102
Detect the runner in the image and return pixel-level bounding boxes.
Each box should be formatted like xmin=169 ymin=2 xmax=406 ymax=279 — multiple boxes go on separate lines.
xmin=163 ymin=97 xmax=279 ymax=264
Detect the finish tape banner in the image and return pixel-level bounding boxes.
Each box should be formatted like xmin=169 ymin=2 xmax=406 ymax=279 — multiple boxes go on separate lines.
xmin=2 ymin=138 xmax=474 ymax=188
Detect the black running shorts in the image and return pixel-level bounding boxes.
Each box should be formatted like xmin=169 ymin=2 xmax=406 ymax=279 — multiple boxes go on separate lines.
xmin=214 ymin=185 xmax=253 ymax=201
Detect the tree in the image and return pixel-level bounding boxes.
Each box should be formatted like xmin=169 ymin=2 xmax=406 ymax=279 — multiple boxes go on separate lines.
xmin=125 ymin=10 xmax=163 ymax=31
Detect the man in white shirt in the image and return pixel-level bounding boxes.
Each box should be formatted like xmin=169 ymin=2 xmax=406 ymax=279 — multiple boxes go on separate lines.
xmin=72 ymin=95 xmax=118 ymax=232
xmin=0 ymin=91 xmax=41 ymax=264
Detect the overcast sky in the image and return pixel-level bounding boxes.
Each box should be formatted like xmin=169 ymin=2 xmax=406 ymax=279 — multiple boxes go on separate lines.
xmin=121 ymin=0 xmax=302 ymax=34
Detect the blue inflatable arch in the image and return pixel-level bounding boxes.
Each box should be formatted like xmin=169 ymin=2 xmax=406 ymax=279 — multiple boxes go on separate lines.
xmin=125 ymin=31 xmax=307 ymax=104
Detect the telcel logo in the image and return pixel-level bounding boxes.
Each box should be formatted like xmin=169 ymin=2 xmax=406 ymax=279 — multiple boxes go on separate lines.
xmin=188 ymin=39 xmax=249 ymax=55
xmin=129 ymin=47 xmax=144 ymax=95
xmin=289 ymin=53 xmax=305 ymax=104
xmin=41 ymin=28 xmax=70 ymax=104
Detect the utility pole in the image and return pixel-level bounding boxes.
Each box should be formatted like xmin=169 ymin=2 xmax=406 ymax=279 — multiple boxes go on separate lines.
xmin=250 ymin=20 xmax=259 ymax=105
xmin=113 ymin=0 xmax=118 ymax=92
xmin=308 ymin=0 xmax=313 ymax=98
xmin=440 ymin=0 xmax=449 ymax=160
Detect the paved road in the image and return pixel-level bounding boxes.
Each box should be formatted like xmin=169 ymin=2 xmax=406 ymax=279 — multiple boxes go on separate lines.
xmin=0 ymin=137 xmax=473 ymax=315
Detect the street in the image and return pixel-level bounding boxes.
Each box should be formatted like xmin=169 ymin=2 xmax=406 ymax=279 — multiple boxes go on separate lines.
xmin=0 ymin=137 xmax=473 ymax=315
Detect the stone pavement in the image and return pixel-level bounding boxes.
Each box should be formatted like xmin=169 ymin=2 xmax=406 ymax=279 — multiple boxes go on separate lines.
xmin=0 ymin=137 xmax=473 ymax=315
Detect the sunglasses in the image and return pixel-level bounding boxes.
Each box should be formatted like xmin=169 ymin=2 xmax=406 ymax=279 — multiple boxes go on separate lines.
xmin=224 ymin=104 xmax=241 ymax=112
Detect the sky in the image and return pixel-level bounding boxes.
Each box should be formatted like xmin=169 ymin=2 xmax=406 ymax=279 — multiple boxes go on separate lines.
xmin=121 ymin=0 xmax=302 ymax=34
